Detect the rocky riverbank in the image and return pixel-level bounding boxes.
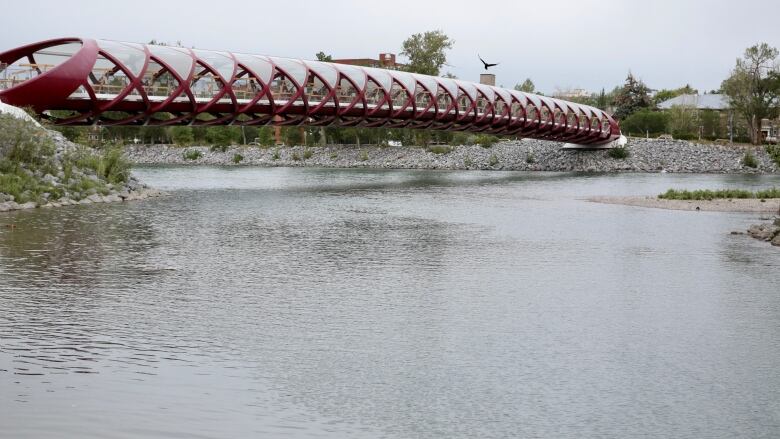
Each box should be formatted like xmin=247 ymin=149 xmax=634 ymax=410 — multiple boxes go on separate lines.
xmin=125 ymin=138 xmax=780 ymax=173
xmin=747 ymin=218 xmax=780 ymax=247
xmin=0 ymin=109 xmax=163 ymax=213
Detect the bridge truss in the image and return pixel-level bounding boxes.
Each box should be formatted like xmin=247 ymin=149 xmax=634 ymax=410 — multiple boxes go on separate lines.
xmin=0 ymin=38 xmax=621 ymax=146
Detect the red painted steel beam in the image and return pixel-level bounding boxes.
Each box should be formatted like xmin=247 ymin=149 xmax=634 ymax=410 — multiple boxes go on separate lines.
xmin=0 ymin=38 xmax=622 ymax=146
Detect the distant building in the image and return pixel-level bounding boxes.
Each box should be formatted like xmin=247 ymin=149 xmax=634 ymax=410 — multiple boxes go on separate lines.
xmin=554 ymin=88 xmax=591 ymax=99
xmin=479 ymin=74 xmax=495 ymax=86
xmin=657 ymin=93 xmax=779 ymax=142
xmin=332 ymin=53 xmax=404 ymax=69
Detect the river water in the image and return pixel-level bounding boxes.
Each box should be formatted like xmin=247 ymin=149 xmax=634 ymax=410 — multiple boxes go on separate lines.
xmin=1 ymin=167 xmax=779 ymax=438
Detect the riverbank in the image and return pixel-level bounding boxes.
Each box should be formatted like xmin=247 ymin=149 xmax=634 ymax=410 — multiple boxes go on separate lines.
xmin=588 ymin=196 xmax=780 ymax=212
xmin=125 ymin=138 xmax=780 ymax=173
xmin=0 ymin=110 xmax=162 ymax=213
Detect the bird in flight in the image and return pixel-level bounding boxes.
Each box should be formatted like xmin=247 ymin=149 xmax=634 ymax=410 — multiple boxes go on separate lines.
xmin=478 ymin=55 xmax=499 ymax=70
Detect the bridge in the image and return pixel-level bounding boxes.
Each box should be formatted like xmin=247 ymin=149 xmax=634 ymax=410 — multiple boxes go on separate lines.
xmin=0 ymin=38 xmax=623 ymax=147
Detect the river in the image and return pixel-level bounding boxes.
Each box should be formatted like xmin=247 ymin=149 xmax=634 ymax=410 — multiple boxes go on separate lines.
xmin=1 ymin=167 xmax=779 ymax=438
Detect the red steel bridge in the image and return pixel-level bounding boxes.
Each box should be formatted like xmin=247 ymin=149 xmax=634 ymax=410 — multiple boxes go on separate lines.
xmin=0 ymin=38 xmax=623 ymax=147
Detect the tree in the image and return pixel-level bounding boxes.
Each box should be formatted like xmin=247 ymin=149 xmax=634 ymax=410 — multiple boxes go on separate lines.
xmin=596 ymin=88 xmax=608 ymax=109
xmin=612 ymin=73 xmax=652 ymax=120
xmin=666 ymin=105 xmax=699 ymax=139
xmin=620 ymin=109 xmax=669 ymax=136
xmin=315 ymin=51 xmax=332 ymax=62
xmin=699 ymin=110 xmax=723 ymax=139
xmin=205 ymin=126 xmax=241 ymax=146
xmin=514 ymin=79 xmax=536 ymax=93
xmin=400 ymin=30 xmax=453 ymax=76
xmin=170 ymin=126 xmax=194 ymax=146
xmin=721 ymin=42 xmax=780 ymax=144
xmin=653 ymin=84 xmax=698 ymax=106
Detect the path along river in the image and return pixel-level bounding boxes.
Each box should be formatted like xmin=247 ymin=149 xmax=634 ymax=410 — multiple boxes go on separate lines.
xmin=1 ymin=167 xmax=779 ymax=438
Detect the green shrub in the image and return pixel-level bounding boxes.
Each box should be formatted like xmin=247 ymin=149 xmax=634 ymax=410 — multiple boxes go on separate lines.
xmin=673 ymin=133 xmax=696 ymax=141
xmin=210 ymin=144 xmax=229 ymax=153
xmin=766 ymin=145 xmax=780 ymax=167
xmin=451 ymin=132 xmax=472 ymax=145
xmin=475 ymin=134 xmax=499 ymax=148
xmin=488 ymin=154 xmax=499 ymax=167
xmin=463 ymin=156 xmax=473 ymax=167
xmin=71 ymin=146 xmax=130 ymax=184
xmin=171 ymin=126 xmax=194 ymax=146
xmin=0 ymin=114 xmax=55 ymax=168
xmin=427 ymin=145 xmax=453 ymax=154
xmin=526 ymin=153 xmax=536 ymax=164
xmin=303 ymin=148 xmax=313 ymax=159
xmin=183 ymin=149 xmax=203 ymax=160
xmin=292 ymin=152 xmax=301 ymax=161
xmin=359 ymin=150 xmax=369 ymax=161
xmin=272 ymin=149 xmax=280 ymax=160
xmin=608 ymin=147 xmax=630 ymax=159
xmin=742 ymin=150 xmax=758 ymax=168
xmin=232 ymin=153 xmax=244 ymax=164
xmin=329 ymin=152 xmax=338 ymax=160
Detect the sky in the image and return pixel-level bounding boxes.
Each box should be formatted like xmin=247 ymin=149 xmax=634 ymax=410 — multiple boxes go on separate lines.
xmin=2 ymin=0 xmax=778 ymax=95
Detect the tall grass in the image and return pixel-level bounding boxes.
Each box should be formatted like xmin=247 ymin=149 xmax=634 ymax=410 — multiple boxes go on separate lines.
xmin=658 ymin=187 xmax=780 ymax=200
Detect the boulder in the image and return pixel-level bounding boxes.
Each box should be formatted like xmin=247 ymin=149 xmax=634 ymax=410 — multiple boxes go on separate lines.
xmin=86 ymin=194 xmax=103 ymax=203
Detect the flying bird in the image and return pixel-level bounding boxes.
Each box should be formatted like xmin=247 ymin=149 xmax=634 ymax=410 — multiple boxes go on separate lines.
xmin=478 ymin=55 xmax=499 ymax=70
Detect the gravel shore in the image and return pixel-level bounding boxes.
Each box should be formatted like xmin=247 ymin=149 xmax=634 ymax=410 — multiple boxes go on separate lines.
xmin=588 ymin=196 xmax=780 ymax=213
xmin=125 ymin=138 xmax=779 ymax=174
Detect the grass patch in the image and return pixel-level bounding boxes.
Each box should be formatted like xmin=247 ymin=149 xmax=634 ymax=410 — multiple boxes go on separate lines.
xmin=526 ymin=153 xmax=536 ymax=164
xmin=73 ymin=146 xmax=130 ymax=184
xmin=183 ymin=149 xmax=203 ymax=160
xmin=272 ymin=149 xmax=280 ymax=160
xmin=210 ymin=144 xmax=229 ymax=153
xmin=303 ymin=148 xmax=313 ymax=159
xmin=292 ymin=152 xmax=301 ymax=161
xmin=359 ymin=150 xmax=369 ymax=161
xmin=658 ymin=187 xmax=780 ymax=200
xmin=475 ymin=135 xmax=499 ymax=148
xmin=488 ymin=154 xmax=499 ymax=167
xmin=232 ymin=153 xmax=244 ymax=164
xmin=329 ymin=152 xmax=338 ymax=160
xmin=607 ymin=147 xmax=630 ymax=159
xmin=463 ymin=156 xmax=473 ymax=167
xmin=0 ymin=168 xmax=64 ymax=204
xmin=427 ymin=145 xmax=453 ymax=154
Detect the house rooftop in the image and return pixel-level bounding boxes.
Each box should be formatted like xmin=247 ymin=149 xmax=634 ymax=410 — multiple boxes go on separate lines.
xmin=657 ymin=94 xmax=730 ymax=110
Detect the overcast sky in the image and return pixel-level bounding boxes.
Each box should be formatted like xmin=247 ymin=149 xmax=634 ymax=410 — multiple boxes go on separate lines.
xmin=2 ymin=0 xmax=778 ymax=94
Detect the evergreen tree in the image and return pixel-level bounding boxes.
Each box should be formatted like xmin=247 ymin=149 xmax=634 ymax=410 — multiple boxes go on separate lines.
xmin=612 ymin=73 xmax=652 ymax=120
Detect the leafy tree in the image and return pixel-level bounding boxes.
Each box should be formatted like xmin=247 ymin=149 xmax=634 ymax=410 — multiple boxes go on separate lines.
xmin=666 ymin=105 xmax=699 ymax=138
xmin=699 ymin=110 xmax=723 ymax=139
xmin=315 ymin=51 xmax=332 ymax=62
xmin=612 ymin=73 xmax=652 ymax=120
xmin=653 ymin=84 xmax=698 ymax=106
xmin=620 ymin=109 xmax=670 ymax=136
xmin=514 ymin=79 xmax=536 ymax=93
xmin=171 ymin=126 xmax=194 ymax=146
xmin=205 ymin=126 xmax=241 ymax=146
xmin=721 ymin=42 xmax=780 ymax=144
xmin=400 ymin=30 xmax=453 ymax=76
